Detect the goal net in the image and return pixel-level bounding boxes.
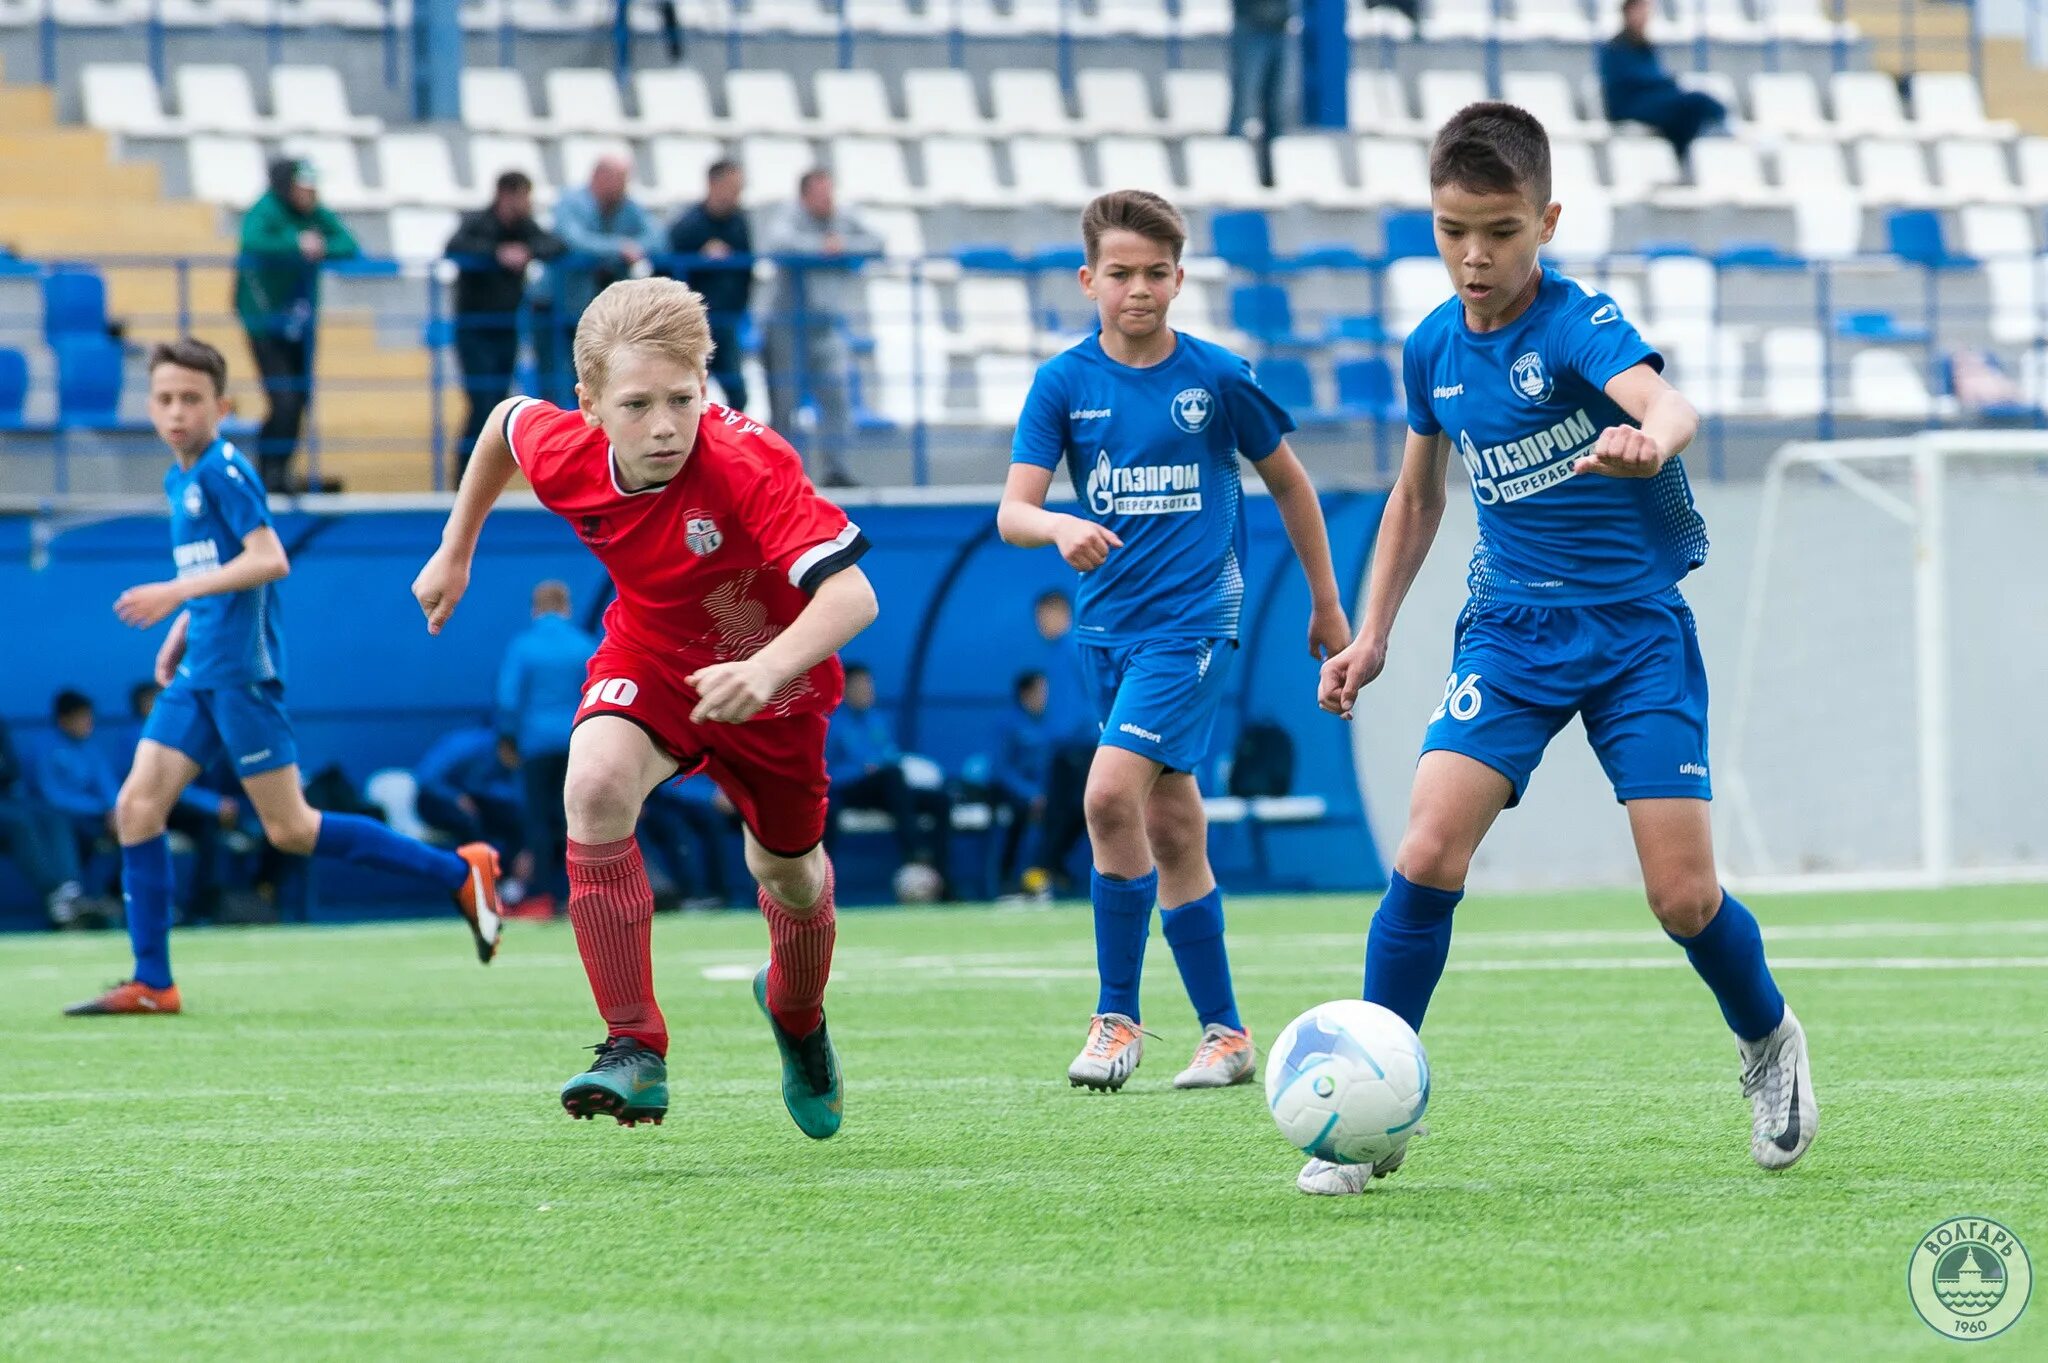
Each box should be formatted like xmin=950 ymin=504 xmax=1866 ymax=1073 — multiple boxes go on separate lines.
xmin=1720 ymin=430 xmax=2048 ymax=893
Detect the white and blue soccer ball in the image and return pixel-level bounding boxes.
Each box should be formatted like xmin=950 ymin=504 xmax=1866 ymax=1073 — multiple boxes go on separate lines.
xmin=1265 ymin=1000 xmax=1430 ymax=1167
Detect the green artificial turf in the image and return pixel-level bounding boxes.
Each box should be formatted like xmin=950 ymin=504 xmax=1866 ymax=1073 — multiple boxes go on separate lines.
xmin=3 ymin=886 xmax=2043 ymax=1361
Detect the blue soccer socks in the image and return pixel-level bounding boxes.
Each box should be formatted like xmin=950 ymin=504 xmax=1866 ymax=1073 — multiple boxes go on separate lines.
xmin=121 ymin=834 xmax=176 ymax=989
xmin=1669 ymin=891 xmax=1787 ymax=1042
xmin=1161 ymin=886 xmax=1242 ymax=1032
xmin=1091 ymin=867 xmax=1157 ymax=1021
xmin=313 ymin=812 xmax=469 ymax=893
xmin=1362 ymin=872 xmax=1463 ymax=1032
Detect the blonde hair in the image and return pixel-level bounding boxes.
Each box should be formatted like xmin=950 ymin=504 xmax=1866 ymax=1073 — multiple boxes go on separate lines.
xmin=573 ymin=277 xmax=715 ymax=398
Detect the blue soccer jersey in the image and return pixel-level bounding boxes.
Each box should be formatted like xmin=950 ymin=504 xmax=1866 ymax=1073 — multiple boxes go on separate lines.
xmin=165 ymin=438 xmax=285 ymax=687
xmin=1402 ymin=266 xmax=1709 ymax=606
xmin=1012 ymin=330 xmax=1295 ymax=645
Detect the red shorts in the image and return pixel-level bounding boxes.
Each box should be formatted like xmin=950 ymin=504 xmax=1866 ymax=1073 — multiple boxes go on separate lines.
xmin=575 ymin=642 xmax=832 ymax=857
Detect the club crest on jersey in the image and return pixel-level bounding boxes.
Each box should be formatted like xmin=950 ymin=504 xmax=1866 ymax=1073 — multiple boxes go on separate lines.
xmin=1510 ymin=351 xmax=1553 ymax=404
xmin=1170 ymin=387 xmax=1213 ymax=434
xmin=578 ymin=514 xmax=612 ymax=547
xmin=182 ymin=482 xmax=204 ymax=517
xmin=685 ymin=516 xmax=723 ymax=557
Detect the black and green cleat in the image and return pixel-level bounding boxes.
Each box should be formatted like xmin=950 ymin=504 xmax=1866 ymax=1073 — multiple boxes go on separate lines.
xmin=560 ymin=1036 xmax=669 ymax=1127
xmin=753 ymin=965 xmax=843 ymax=1140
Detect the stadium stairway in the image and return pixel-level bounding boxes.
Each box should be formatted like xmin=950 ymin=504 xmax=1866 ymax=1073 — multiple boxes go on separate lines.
xmin=0 ymin=54 xmax=453 ymax=491
xmin=1844 ymin=0 xmax=2047 ymax=135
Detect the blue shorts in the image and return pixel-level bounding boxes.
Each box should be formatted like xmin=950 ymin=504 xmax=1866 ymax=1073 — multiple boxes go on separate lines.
xmin=143 ymin=679 xmax=298 ymax=779
xmin=1420 ymin=588 xmax=1710 ymax=807
xmin=1080 ymin=636 xmax=1235 ymax=774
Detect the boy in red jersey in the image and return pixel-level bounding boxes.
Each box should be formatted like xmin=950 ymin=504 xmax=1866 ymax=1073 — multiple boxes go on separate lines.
xmin=412 ymin=278 xmax=877 ymax=1139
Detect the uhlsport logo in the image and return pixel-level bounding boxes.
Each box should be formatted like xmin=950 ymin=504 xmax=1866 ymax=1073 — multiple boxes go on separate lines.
xmin=1170 ymin=386 xmax=1213 ymax=434
xmin=1909 ymin=1217 xmax=2032 ymax=1341
xmin=1510 ymin=350 xmax=1553 ymax=403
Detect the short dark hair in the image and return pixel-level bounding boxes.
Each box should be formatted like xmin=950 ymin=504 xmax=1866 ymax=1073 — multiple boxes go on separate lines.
xmin=1014 ymin=670 xmax=1046 ymax=700
xmin=495 ymin=170 xmax=534 ymax=198
xmin=54 ymin=689 xmax=92 ymax=722
xmin=1081 ymin=189 xmax=1187 ymax=264
xmin=148 ymin=336 xmax=229 ymax=396
xmin=129 ymin=679 xmax=161 ymax=716
xmin=844 ymin=662 xmax=872 ymax=681
xmin=1430 ymin=101 xmax=1553 ymax=208
xmin=798 ymin=167 xmax=832 ymax=197
xmin=707 ymin=158 xmax=740 ymax=182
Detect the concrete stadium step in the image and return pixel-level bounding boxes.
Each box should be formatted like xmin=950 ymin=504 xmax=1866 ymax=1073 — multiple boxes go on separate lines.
xmin=0 ymin=157 xmax=161 ymax=199
xmin=0 ymin=85 xmax=56 ymax=128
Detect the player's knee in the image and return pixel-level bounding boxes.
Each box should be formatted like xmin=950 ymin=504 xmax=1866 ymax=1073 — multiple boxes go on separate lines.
xmin=751 ymin=846 xmax=826 ymax=914
xmin=1645 ymin=874 xmax=1722 ymax=937
xmin=114 ymin=781 xmax=169 ymax=843
xmin=1394 ymin=823 xmax=1472 ymax=890
xmin=562 ymin=762 xmax=642 ymax=841
xmin=1145 ymin=802 xmax=1204 ymax=869
xmin=262 ymin=812 xmax=321 ymax=857
xmin=1083 ymin=781 xmax=1143 ymax=843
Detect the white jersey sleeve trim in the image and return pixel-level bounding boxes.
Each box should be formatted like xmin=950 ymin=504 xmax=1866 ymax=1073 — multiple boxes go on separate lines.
xmin=788 ymin=521 xmax=866 ymax=592
xmin=502 ymin=397 xmax=540 ymax=467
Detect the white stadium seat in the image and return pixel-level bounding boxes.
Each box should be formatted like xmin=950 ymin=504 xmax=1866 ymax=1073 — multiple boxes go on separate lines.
xmin=1761 ymin=327 xmax=1826 ymax=416
xmin=2018 ymin=138 xmax=2048 ymax=203
xmin=378 ymin=131 xmax=475 ymax=210
xmin=1355 ymin=136 xmax=1430 ymax=206
xmin=1657 ymin=327 xmax=1747 ymax=417
xmin=1776 ymin=139 xmax=1852 ymax=198
xmin=830 ymin=136 xmax=921 ymax=206
xmin=739 ymin=135 xmax=817 ymax=203
xmin=1386 ymin=256 xmax=1449 ymax=338
xmin=174 ymin=64 xmax=279 ymax=136
xmin=1644 ymin=253 xmax=1719 ymax=332
xmin=1910 ymin=72 xmax=2012 ymax=139
xmin=1271 ymin=135 xmax=1365 ymax=210
xmin=283 ymin=134 xmax=383 ymax=210
xmin=1005 ymin=136 xmax=1091 ymax=209
xmin=647 ymin=135 xmax=726 ymax=209
xmin=1547 ymin=189 xmax=1614 ymax=261
xmin=1161 ymin=69 xmax=1231 ymax=137
xmin=738 ymin=0 xmax=837 ymax=35
xmin=1935 ymin=138 xmax=2022 ymax=206
xmin=1181 ymin=136 xmax=1274 ymax=209
xmin=82 ymin=62 xmax=183 ymax=137
xmin=1749 ymin=72 xmax=1827 ymax=138
xmin=1075 ymin=68 xmax=1161 ymax=138
xmin=545 ymin=68 xmax=640 ymax=137
xmin=634 ymin=67 xmax=718 ymax=135
xmin=1957 ymin=205 xmax=2035 ymax=260
xmin=387 ymin=206 xmax=461 ymax=269
xmin=1502 ymin=72 xmax=1597 ymax=139
xmin=918 ymin=136 xmax=1011 ymax=209
xmin=1424 ymin=0 xmax=1499 ymax=40
xmin=1549 ymin=140 xmax=1603 ymax=201
xmin=903 ymin=69 xmax=986 ymax=136
xmin=186 ymin=134 xmax=267 ymax=208
xmin=951 ymin=276 xmax=1037 ymax=354
xmin=813 ymin=69 xmax=899 ymax=137
xmin=1852 ymin=138 xmax=1935 ymax=206
xmin=974 ymin=353 xmax=1038 ymax=425
xmin=989 ymin=68 xmax=1074 ymax=137
xmin=860 ymin=205 xmax=926 ymax=260
xmin=271 ymin=66 xmax=382 ymax=137
xmin=558 ymin=135 xmax=637 ymax=194
xmin=1793 ymin=195 xmax=1866 ymax=260
xmin=1848 ymin=348 xmax=1932 ymax=420
xmin=1604 ymin=134 xmax=1681 ymax=203
xmin=1986 ymin=256 xmax=2048 ymax=344
xmin=1658 ymin=139 xmax=1780 ymax=209
xmin=1417 ymin=70 xmax=1487 ymax=134
xmin=1347 ymin=70 xmax=1425 ymax=139
xmin=1512 ymin=0 xmax=1596 ymax=42
xmin=1830 ymin=71 xmax=1908 ymax=138
xmin=461 ymin=68 xmax=541 ymax=136
xmin=468 ymin=133 xmax=551 ymax=199
xmin=1093 ymin=134 xmax=1180 ymax=199
xmin=724 ymin=69 xmax=810 ymax=137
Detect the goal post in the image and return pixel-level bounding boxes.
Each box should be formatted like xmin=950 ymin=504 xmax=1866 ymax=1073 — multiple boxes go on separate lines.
xmin=1721 ymin=429 xmax=2048 ymax=894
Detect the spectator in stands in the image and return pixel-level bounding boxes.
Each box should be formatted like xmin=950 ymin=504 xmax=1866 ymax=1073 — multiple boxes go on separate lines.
xmin=664 ymin=159 xmax=754 ymax=414
xmin=541 ymin=155 xmax=662 ymax=406
xmin=413 ymin=725 xmax=526 ymax=857
xmin=1229 ymin=0 xmax=1293 ymax=188
xmin=497 ymin=580 xmax=597 ymax=912
xmin=446 ymin=171 xmax=565 ymax=475
xmin=986 ymin=669 xmax=1053 ymax=895
xmin=1026 ymin=589 xmax=1095 ymax=891
xmin=1599 ymin=0 xmax=1727 ymax=164
xmin=30 ymin=690 xmax=121 ymax=918
xmin=236 ymin=156 xmax=360 ymax=492
xmin=761 ymin=168 xmax=882 ymax=488
xmin=825 ymin=663 xmax=952 ymax=887
xmin=0 ymin=710 xmax=93 ymax=927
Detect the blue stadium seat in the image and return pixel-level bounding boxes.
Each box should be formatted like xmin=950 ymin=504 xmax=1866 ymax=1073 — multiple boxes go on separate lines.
xmin=1886 ymin=208 xmax=1973 ymax=268
xmin=1381 ymin=210 xmax=1435 ymax=261
xmin=0 ymin=348 xmax=26 ymax=428
xmin=40 ymin=268 xmax=108 ymax=346
xmin=1255 ymin=355 xmax=1317 ymax=415
xmin=1336 ymin=357 xmax=1401 ymax=420
xmin=55 ymin=335 xmax=122 ymax=426
xmin=1212 ymin=210 xmax=1289 ymax=274
xmin=1230 ymin=283 xmax=1317 ymax=348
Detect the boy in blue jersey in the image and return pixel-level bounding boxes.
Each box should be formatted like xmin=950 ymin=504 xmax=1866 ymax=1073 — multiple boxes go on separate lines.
xmin=1308 ymin=104 xmax=1813 ymax=1193
xmin=63 ymin=338 xmax=505 ymax=1016
xmin=1001 ymin=191 xmax=1349 ymax=1092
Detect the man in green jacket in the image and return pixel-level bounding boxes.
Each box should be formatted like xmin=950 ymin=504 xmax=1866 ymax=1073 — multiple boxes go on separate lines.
xmin=236 ymin=157 xmax=359 ymax=491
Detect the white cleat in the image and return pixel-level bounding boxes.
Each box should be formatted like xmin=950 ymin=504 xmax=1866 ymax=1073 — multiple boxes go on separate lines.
xmin=1740 ymin=1005 xmax=1816 ymax=1170
xmin=1173 ymin=1023 xmax=1257 ymax=1089
xmin=1297 ymin=1138 xmax=1413 ymax=1196
xmin=1067 ymin=1013 xmax=1143 ymax=1091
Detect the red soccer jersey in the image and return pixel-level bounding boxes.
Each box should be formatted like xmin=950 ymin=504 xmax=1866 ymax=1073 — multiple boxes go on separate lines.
xmin=503 ymin=398 xmax=868 ymax=717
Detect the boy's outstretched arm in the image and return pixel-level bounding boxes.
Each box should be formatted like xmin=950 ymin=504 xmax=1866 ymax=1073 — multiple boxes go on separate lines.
xmin=688 ymin=565 xmax=880 ymax=723
xmin=114 ymin=526 xmax=290 ymax=629
xmin=414 ymin=396 xmax=525 ymax=633
xmin=1251 ymin=439 xmax=1349 ymax=659
xmin=997 ymin=463 xmax=1122 ymax=571
xmin=1574 ymin=363 xmax=1698 ymax=478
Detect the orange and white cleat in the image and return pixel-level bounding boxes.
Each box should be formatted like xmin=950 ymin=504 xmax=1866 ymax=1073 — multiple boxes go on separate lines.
xmin=453 ymin=843 xmax=505 ymax=965
xmin=1068 ymin=1012 xmax=1143 ymax=1091
xmin=1173 ymin=1022 xmax=1257 ymax=1089
xmin=63 ymin=980 xmax=182 ymax=1016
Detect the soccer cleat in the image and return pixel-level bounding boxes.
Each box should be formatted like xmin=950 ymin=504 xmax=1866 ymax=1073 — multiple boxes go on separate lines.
xmin=1296 ymin=1130 xmax=1421 ymax=1196
xmin=452 ymin=843 xmax=505 ymax=964
xmin=1739 ymin=1005 xmax=1816 ymax=1170
xmin=1173 ymin=1022 xmax=1257 ymax=1089
xmin=1067 ymin=1012 xmax=1143 ymax=1091
xmin=752 ymin=965 xmax=844 ymax=1140
xmin=560 ymin=1037 xmax=669 ymax=1126
xmin=63 ymin=980 xmax=182 ymax=1016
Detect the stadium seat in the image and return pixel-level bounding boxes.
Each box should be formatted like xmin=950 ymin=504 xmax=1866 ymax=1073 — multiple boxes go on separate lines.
xmin=1676 ymin=70 xmax=1745 ymax=126
xmin=1847 ymin=348 xmax=1932 ymax=419
xmin=950 ymin=276 xmax=1038 ymax=354
xmin=1381 ymin=209 xmax=1434 ymax=261
xmin=470 ymin=134 xmax=551 ymax=199
xmin=1356 ymin=137 xmax=1430 ymax=207
xmin=862 ymin=206 xmax=926 ymax=261
xmin=1776 ymin=139 xmax=1853 ymax=201
xmin=1644 ymin=253 xmax=1718 ymax=331
xmin=1006 ymin=137 xmax=1090 ymax=209
xmin=170 ymin=64 xmax=281 ymax=136
xmin=648 ymin=135 xmax=726 ymax=209
xmin=1761 ymin=327 xmax=1825 ymax=416
xmin=1423 ymin=0 xmax=1500 ymax=40
xmin=903 ymin=69 xmax=986 ymax=136
xmin=1093 ymin=135 xmax=1180 ymax=199
xmin=1680 ymin=0 xmax=1763 ymax=42
xmin=386 ymin=207 xmax=460 ymax=268
xmin=1830 ymin=71 xmax=1909 ymax=139
xmin=1548 ymin=140 xmax=1601 ymax=201
xmin=1211 ymin=211 xmax=1286 ymax=274
xmin=1935 ymin=138 xmax=2022 ymax=206
xmin=1166 ymin=0 xmax=1232 ymax=37
xmin=863 ymin=276 xmax=950 ymax=424
xmin=918 ymin=136 xmax=1011 ymax=209
xmin=736 ymin=0 xmax=838 ymax=35
xmin=950 ymin=0 xmax=1062 ymax=38
xmin=81 ymin=62 xmax=184 ymax=137
xmin=187 ymin=134 xmax=269 ymax=208
xmin=0 ymin=347 xmax=28 ymax=428
xmin=725 ymin=69 xmax=811 ymax=137
xmin=55 ymin=334 xmax=121 ymax=425
xmin=1160 ymin=69 xmax=1231 ymax=137
xmin=1417 ymin=70 xmax=1487 ymax=135
xmin=1957 ymin=205 xmax=2034 ymax=260
xmin=378 ymin=132 xmax=474 ymax=210
xmin=1985 ymin=256 xmax=2047 ymax=343
xmin=634 ymin=67 xmax=717 ymax=135
xmin=544 ymin=68 xmax=640 ymax=137
xmin=2018 ymin=138 xmax=2048 ymax=203
xmin=814 ymin=69 xmax=900 ymax=137
xmin=284 ymin=135 xmax=384 ymax=211
xmin=1855 ymin=138 xmax=1939 ymax=206
xmin=559 ymin=135 xmax=637 ymax=194
xmin=1169 ymin=277 xmax=1250 ymax=352
xmin=1230 ymin=284 xmax=1306 ymax=348
xmin=989 ymin=68 xmax=1074 ymax=137
xmin=1182 ymin=136 xmax=1274 ymax=208
xmin=1659 ymin=139 xmax=1780 ymax=210
xmin=739 ymin=136 xmax=818 ymax=205
xmin=1657 ymin=326 xmax=1747 ymax=416
xmin=1502 ymin=72 xmax=1598 ymax=140
xmin=1885 ymin=208 xmax=1966 ymax=267
xmin=1271 ymin=135 xmax=1366 ymax=211
xmin=272 ymin=66 xmax=383 ymax=138
xmin=1605 ymin=135 xmax=1681 ymax=204
xmin=1347 ymin=70 xmax=1426 ymax=139
xmin=1909 ymin=72 xmax=2012 ymax=139
xmin=1255 ymin=356 xmax=1326 ymax=421
xmin=1512 ymin=0 xmax=1596 ymax=42
xmin=50 ymin=0 xmax=149 ymax=24
xmin=830 ymin=136 xmax=920 ymax=207
xmin=1749 ymin=72 xmax=1828 ymax=139
xmin=41 ymin=277 xmax=109 ymax=345
xmin=1767 ymin=0 xmax=1851 ymax=42
xmin=1548 ymin=190 xmax=1614 ymax=261
xmin=1335 ymin=356 xmax=1400 ymax=420
xmin=1074 ymin=69 xmax=1162 ymax=138
xmin=460 ymin=69 xmax=546 ymax=137
xmin=840 ymin=0 xmax=934 ymax=36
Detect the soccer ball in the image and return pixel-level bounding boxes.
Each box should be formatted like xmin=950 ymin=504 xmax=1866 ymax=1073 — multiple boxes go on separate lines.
xmin=1265 ymin=1000 xmax=1430 ymax=1167
xmin=892 ymin=861 xmax=945 ymax=904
